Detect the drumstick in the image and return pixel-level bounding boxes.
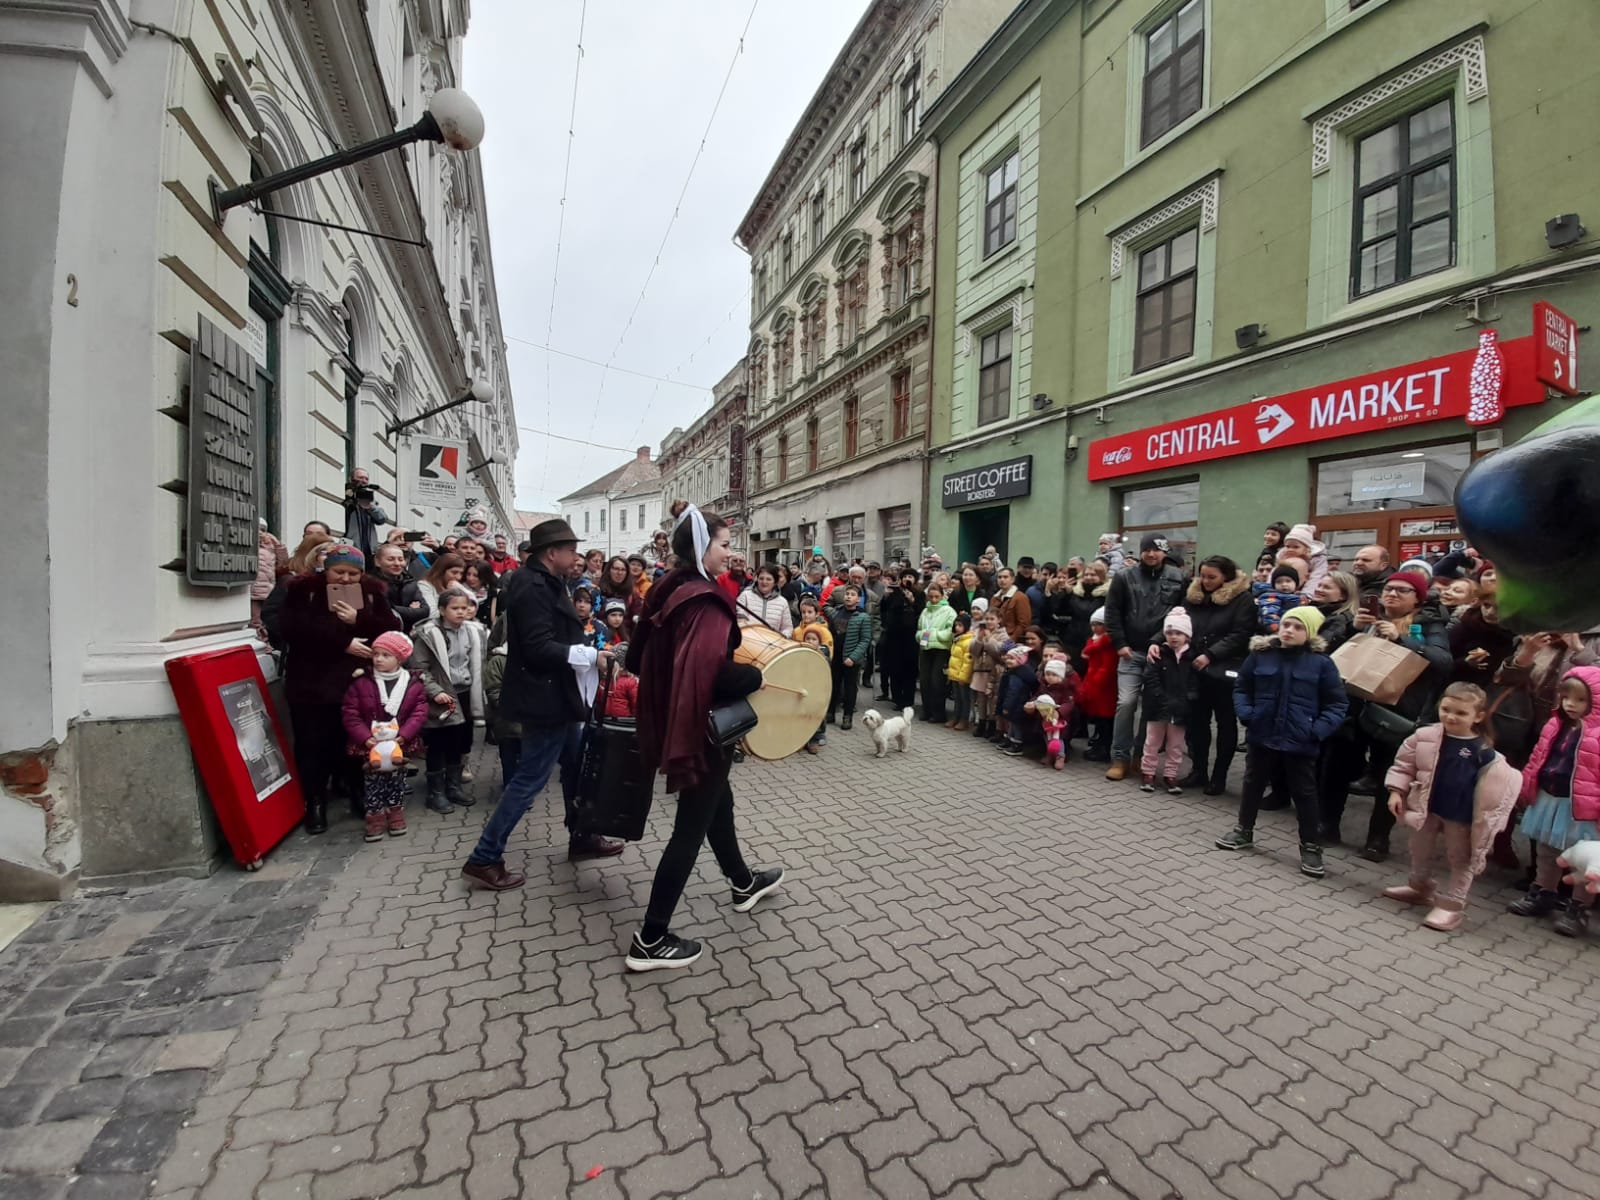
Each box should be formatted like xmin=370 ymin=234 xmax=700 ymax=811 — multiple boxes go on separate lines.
xmin=761 ymin=683 xmax=809 ymax=698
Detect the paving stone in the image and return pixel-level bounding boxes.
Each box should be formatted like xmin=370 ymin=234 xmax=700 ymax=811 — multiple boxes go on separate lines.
xmin=79 ymin=1111 xmax=187 ymax=1173
xmin=39 ymin=1078 xmax=128 ymax=1122
xmin=153 ymin=1031 xmax=236 ymax=1073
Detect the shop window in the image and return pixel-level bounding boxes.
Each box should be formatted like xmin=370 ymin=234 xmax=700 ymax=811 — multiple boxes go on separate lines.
xmin=1119 ymin=479 xmax=1199 ymax=565
xmin=983 ymin=151 xmax=1019 ymax=258
xmin=891 ymin=369 xmax=911 ymax=441
xmin=831 ymin=514 xmax=865 ymax=566
xmin=977 ymin=326 xmax=1013 ymax=425
xmin=1313 ymin=443 xmax=1469 ymax=515
xmin=1134 ymin=227 xmax=1198 ymax=372
xmin=1352 ymin=98 xmax=1455 ymax=298
xmin=882 ymin=505 xmax=911 ymax=565
xmin=1141 ymin=0 xmax=1204 ymax=148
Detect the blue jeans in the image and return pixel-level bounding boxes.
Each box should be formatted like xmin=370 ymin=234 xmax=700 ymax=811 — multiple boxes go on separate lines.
xmin=1112 ymin=655 xmax=1145 ymax=761
xmin=468 ymin=727 xmax=567 ymax=866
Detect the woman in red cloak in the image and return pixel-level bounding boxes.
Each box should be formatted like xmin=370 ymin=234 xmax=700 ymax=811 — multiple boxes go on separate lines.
xmin=623 ymin=500 xmax=786 ymax=971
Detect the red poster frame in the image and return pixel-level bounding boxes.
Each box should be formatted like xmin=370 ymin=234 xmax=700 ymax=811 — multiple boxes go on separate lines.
xmin=166 ymin=645 xmax=305 ymax=871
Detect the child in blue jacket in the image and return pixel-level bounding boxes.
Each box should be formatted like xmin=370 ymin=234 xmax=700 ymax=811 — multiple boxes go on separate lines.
xmin=1215 ymin=606 xmax=1348 ymax=879
xmin=1253 ymin=563 xmax=1304 ymax=634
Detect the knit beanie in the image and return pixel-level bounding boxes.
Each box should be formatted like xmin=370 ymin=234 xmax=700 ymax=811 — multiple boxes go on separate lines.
xmin=1387 ymin=570 xmax=1432 ymax=601
xmin=1139 ymin=532 xmax=1171 ymax=554
xmin=971 ymin=597 xmax=989 ymax=614
xmin=1043 ymin=658 xmax=1067 ymax=681
xmin=371 ymin=631 xmax=413 ymax=662
xmin=1282 ymin=606 xmax=1324 ymax=638
xmin=1162 ymin=607 xmax=1193 ymax=637
xmin=323 ymin=543 xmax=364 ymax=569
xmin=1089 ymin=606 xmax=1107 ymax=625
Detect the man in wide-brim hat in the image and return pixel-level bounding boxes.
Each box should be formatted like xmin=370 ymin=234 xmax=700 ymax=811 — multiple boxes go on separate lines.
xmin=461 ymin=518 xmax=624 ymax=890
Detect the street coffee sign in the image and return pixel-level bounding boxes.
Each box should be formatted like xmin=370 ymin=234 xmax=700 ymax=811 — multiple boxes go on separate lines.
xmin=186 ymin=317 xmax=259 ymax=587
xmin=1087 ymin=335 xmax=1544 ymax=482
xmin=942 ymin=455 xmax=1032 ymax=508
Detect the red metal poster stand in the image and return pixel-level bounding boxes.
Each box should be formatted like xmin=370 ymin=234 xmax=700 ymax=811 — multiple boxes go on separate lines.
xmin=166 ymin=645 xmax=305 ymax=870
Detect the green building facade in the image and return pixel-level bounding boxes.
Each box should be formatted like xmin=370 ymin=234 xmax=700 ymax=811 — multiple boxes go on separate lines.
xmin=925 ymin=0 xmax=1600 ymax=570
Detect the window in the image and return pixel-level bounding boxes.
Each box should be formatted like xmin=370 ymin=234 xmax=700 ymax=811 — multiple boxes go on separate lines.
xmin=811 ymin=192 xmax=825 ymax=250
xmin=341 ymin=311 xmax=362 ymax=477
xmin=843 ymin=396 xmax=859 ymax=459
xmin=1133 ymin=227 xmax=1198 ymax=372
xmin=753 ymin=443 xmax=764 ymax=489
xmin=778 ymin=431 xmax=789 ymax=483
xmin=638 ymin=504 xmax=646 ymax=527
xmin=882 ymin=505 xmax=911 ymax=564
xmin=806 ymin=417 xmax=820 ymax=471
xmin=977 ymin=327 xmax=1013 ymax=425
xmin=1351 ymin=98 xmax=1455 ymax=298
xmin=895 ymin=229 xmax=914 ymax=306
xmin=781 ymin=234 xmax=793 ymax=282
xmin=849 ymin=141 xmax=866 ymax=205
xmin=584 ymin=511 xmax=591 ymax=533
xmin=620 ymin=508 xmax=628 ymax=532
xmin=843 ymin=269 xmax=865 ymax=342
xmin=1120 ymin=480 xmax=1199 ymax=564
xmin=900 ymin=62 xmax=921 ymax=147
xmin=756 ymin=265 xmax=769 ymax=310
xmin=830 ymin=514 xmax=865 ymax=565
xmin=1141 ymin=0 xmax=1204 ymax=147
xmin=891 ymin=370 xmax=910 ymax=441
xmin=599 ymin=508 xmax=606 ymax=532
xmin=1313 ymin=442 xmax=1469 ymax=515
xmin=1350 ymin=0 xmax=1375 ymax=8
xmin=983 ymin=152 xmax=1019 ymax=257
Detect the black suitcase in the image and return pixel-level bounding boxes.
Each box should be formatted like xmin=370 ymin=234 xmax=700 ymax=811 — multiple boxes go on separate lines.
xmin=573 ymin=714 xmax=656 ymax=841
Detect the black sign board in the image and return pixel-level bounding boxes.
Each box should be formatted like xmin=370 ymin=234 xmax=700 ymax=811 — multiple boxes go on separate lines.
xmin=186 ymin=318 xmax=259 ymax=587
xmin=941 ymin=455 xmax=1033 ymax=509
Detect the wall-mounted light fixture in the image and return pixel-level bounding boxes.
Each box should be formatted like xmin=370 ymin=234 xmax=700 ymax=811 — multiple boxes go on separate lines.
xmin=211 ymin=88 xmax=485 ymax=221
xmin=465 ymin=451 xmax=507 ymax=475
xmin=386 ymin=379 xmax=492 ymax=438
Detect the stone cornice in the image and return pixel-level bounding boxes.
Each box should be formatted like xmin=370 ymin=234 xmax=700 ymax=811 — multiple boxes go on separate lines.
xmin=751 ymin=316 xmax=928 ymax=440
xmin=0 ymin=0 xmax=133 ymax=96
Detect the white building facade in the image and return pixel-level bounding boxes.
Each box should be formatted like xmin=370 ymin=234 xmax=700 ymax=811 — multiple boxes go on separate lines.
xmin=0 ymin=0 xmax=516 ymax=897
xmin=559 ymin=448 xmax=664 ymax=561
xmin=736 ymin=0 xmax=1012 ymax=570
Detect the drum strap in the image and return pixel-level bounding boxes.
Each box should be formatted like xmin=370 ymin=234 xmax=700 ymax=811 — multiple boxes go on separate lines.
xmin=736 ymin=597 xmax=777 ymax=633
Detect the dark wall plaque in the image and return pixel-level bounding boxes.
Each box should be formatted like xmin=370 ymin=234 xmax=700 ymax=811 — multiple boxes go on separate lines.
xmin=187 ymin=317 xmax=259 ymax=587
xmin=941 ymin=454 xmax=1033 ymax=509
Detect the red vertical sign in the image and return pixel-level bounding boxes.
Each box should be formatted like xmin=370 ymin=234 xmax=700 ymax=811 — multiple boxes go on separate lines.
xmin=1534 ymin=301 xmax=1579 ymax=396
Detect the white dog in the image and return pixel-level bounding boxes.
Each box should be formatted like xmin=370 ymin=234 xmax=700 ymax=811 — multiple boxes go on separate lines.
xmin=860 ymin=707 xmax=914 ymax=758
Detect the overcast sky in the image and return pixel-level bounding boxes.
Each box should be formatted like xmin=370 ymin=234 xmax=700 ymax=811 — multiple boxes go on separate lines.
xmin=466 ymin=0 xmax=871 ymax=512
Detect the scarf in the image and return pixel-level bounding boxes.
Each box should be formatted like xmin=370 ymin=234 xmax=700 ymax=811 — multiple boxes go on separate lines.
xmin=674 ymin=503 xmax=712 ymax=580
xmin=374 ymin=668 xmax=409 ymax=718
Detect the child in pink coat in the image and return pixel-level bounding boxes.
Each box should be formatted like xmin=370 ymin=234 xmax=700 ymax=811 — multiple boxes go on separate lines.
xmin=1380 ymin=682 xmax=1519 ymax=932
xmin=342 ymin=631 xmax=432 ymax=841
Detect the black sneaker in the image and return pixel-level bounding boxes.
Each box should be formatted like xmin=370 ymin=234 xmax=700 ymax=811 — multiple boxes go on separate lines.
xmin=624 ymin=931 xmax=703 ymax=972
xmin=1299 ymin=842 xmax=1325 ymax=878
xmin=1002 ymin=741 xmax=1025 ymax=757
xmin=1553 ymin=899 xmax=1590 ymax=938
xmin=732 ymin=867 xmax=785 ymax=913
xmin=1215 ymin=826 xmax=1254 ymax=851
xmin=1507 ymin=885 xmax=1561 ymax=917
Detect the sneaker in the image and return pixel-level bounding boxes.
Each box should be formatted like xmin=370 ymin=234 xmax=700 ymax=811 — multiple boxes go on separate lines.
xmin=1164 ymin=777 xmax=1183 ymax=796
xmin=1507 ymin=886 xmax=1560 ymax=917
xmin=387 ymin=808 xmax=408 ymax=837
xmin=624 ymin=931 xmax=703 ymax=972
xmin=1215 ymin=826 xmax=1254 ymax=851
xmin=1105 ymin=760 xmax=1129 ymax=782
xmin=1140 ymin=775 xmax=1156 ymax=793
xmin=363 ymin=813 xmax=386 ymax=843
xmin=732 ymin=867 xmax=785 ymax=913
xmin=1299 ymin=842 xmax=1325 ymax=878
xmin=1553 ymin=899 xmax=1590 ymax=939
xmin=1002 ymin=741 xmax=1025 ymax=757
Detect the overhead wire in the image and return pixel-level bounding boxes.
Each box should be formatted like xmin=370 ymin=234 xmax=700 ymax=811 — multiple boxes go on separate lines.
xmin=540 ymin=0 xmax=590 ymax=494
xmin=503 ymin=334 xmax=715 ymax=390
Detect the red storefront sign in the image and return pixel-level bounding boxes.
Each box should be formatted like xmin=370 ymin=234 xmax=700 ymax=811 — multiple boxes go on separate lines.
xmin=1087 ymin=335 xmax=1541 ymax=482
xmin=1534 ymin=301 xmax=1579 ymax=395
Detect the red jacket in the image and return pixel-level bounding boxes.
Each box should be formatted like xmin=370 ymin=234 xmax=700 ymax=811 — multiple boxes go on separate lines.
xmin=603 ymin=673 xmax=639 ymax=718
xmin=716 ymin=571 xmax=749 ymax=601
xmin=1079 ymin=633 xmax=1118 ymax=720
xmin=341 ymin=670 xmax=430 ymax=752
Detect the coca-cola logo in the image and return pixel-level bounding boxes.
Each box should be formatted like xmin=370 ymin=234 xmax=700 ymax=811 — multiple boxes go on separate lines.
xmin=1101 ymin=446 xmax=1133 ymax=466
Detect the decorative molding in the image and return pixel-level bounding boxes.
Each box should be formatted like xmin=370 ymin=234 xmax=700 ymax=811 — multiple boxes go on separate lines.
xmin=1311 ymin=35 xmax=1487 ymax=174
xmin=1108 ymin=178 xmax=1219 ymax=279
xmin=960 ymin=294 xmax=1025 ymax=357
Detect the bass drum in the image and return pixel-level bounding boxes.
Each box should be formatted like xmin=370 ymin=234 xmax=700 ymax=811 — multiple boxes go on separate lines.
xmin=733 ymin=624 xmax=832 ymax=760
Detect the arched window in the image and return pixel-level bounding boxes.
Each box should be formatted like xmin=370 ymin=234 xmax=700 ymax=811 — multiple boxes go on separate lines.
xmin=247 ymin=166 xmax=293 ymax=533
xmin=339 ymin=296 xmax=363 ymax=479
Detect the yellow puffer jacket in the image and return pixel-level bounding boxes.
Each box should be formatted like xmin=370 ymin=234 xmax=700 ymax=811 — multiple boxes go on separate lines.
xmin=946 ymin=631 xmax=975 ymax=684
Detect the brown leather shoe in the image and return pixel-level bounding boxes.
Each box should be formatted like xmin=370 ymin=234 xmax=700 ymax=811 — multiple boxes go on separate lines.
xmin=461 ymin=860 xmax=526 ymax=890
xmin=1105 ymin=760 xmax=1129 ymax=782
xmin=568 ymin=834 xmax=626 ymax=861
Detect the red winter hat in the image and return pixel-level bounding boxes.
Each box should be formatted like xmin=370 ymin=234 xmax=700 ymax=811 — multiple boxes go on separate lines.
xmin=1386 ymin=570 xmax=1431 ymax=601
xmin=372 ymin=631 xmax=414 ymax=662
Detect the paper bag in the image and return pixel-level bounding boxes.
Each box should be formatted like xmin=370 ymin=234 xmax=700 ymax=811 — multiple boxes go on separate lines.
xmin=1331 ymin=634 xmax=1428 ymax=705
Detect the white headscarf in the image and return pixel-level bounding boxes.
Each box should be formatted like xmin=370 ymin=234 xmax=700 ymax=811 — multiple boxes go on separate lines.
xmin=674 ymin=503 xmax=712 ymax=580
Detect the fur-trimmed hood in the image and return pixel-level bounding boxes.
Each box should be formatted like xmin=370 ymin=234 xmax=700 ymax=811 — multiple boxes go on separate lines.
xmin=1186 ymin=573 xmax=1252 ymax=606
xmin=1249 ymin=633 xmax=1329 ymax=654
xmin=1071 ymin=579 xmax=1110 ymax=600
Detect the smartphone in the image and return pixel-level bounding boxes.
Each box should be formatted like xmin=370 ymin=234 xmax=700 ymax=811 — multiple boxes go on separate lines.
xmin=403 ymin=530 xmax=428 ymax=542
xmin=1361 ymin=595 xmax=1382 ymax=617
xmin=326 ymin=582 xmax=366 ymax=612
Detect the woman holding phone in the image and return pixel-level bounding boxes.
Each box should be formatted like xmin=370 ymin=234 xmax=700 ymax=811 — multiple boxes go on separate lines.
xmin=280 ymin=544 xmax=400 ymax=833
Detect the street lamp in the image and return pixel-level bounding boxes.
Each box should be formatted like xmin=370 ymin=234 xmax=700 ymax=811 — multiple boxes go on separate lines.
xmin=386 ymin=379 xmax=492 ymax=438
xmin=211 ymin=88 xmax=486 ymax=220
xmin=465 ymin=451 xmax=507 ymax=475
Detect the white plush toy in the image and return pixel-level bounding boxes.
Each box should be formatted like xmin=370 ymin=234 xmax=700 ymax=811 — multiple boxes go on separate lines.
xmin=368 ymin=719 xmax=404 ymax=773
xmin=1557 ymin=841 xmax=1600 ymax=896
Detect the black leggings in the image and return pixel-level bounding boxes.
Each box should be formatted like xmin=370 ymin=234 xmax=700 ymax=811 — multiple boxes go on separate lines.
xmin=642 ymin=746 xmax=752 ymax=938
xmin=919 ymin=650 xmax=950 ymax=721
xmin=1186 ymin=672 xmax=1238 ymax=780
xmin=290 ymin=702 xmax=350 ymax=804
xmin=424 ymin=695 xmax=474 ymax=771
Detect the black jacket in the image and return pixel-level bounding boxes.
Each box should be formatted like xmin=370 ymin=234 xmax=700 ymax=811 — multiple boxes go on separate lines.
xmin=1141 ymin=645 xmax=1199 ymax=724
xmin=1168 ymin=574 xmax=1257 ymax=678
xmin=1060 ymin=580 xmax=1110 ymax=656
xmin=1105 ymin=561 xmax=1186 ymax=652
xmin=1356 ymin=568 xmax=1394 ymax=599
xmin=497 ymin=562 xmax=587 ymax=729
xmin=374 ymin=569 xmax=426 ymax=631
xmin=1316 ymin=604 xmax=1357 ymax=653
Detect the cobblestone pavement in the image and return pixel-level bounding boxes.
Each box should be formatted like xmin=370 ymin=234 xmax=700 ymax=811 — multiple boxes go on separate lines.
xmin=6 ymin=709 xmax=1600 ymax=1200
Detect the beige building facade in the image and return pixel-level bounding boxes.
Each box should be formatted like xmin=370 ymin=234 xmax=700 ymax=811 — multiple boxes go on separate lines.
xmin=657 ymin=360 xmax=750 ymax=555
